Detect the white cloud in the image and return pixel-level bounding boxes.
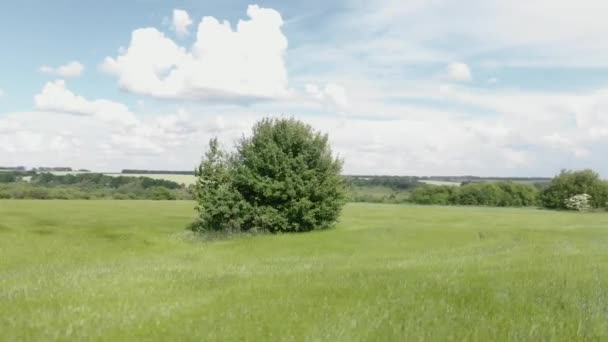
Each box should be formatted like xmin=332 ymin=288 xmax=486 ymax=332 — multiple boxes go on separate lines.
xmin=101 ymin=5 xmax=289 ymax=103
xmin=34 ymin=80 xmax=138 ymax=126
xmin=4 ymin=89 xmax=608 ymax=175
xmin=39 ymin=61 xmax=84 ymax=78
xmin=172 ymin=9 xmax=193 ymax=36
xmin=30 ymin=82 xmax=213 ymax=159
xmin=5 ymin=1 xmax=608 ymax=176
xmin=446 ymin=62 xmax=472 ymax=82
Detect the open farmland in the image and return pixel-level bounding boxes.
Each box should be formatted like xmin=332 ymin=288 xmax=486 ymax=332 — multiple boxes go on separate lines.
xmin=418 ymin=180 xmax=462 ymax=186
xmin=1 ymin=200 xmax=607 ymax=340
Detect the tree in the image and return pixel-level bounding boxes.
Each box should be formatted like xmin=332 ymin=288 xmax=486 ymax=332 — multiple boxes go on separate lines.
xmin=410 ymin=185 xmax=456 ymax=205
xmin=191 ymin=138 xmax=248 ymax=233
xmin=410 ymin=182 xmax=539 ymax=207
xmin=191 ymin=118 xmax=346 ymax=233
xmin=540 ymin=169 xmax=608 ymax=209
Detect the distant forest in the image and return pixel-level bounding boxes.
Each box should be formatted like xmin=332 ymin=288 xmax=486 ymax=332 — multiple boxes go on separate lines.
xmin=1 ymin=166 xmax=553 ymax=203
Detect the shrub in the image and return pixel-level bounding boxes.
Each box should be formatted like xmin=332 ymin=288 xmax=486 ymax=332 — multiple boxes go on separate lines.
xmin=564 ymin=194 xmax=592 ymax=212
xmin=540 ymin=170 xmax=608 ymax=209
xmin=0 ymin=172 xmax=17 ymax=183
xmin=410 ymin=185 xmax=456 ymax=205
xmin=410 ymin=182 xmax=539 ymax=207
xmin=191 ymin=118 xmax=346 ymax=233
xmin=191 ymin=138 xmax=248 ymax=233
xmin=0 ymin=179 xmax=186 ymax=200
xmin=147 ymin=187 xmax=177 ymax=200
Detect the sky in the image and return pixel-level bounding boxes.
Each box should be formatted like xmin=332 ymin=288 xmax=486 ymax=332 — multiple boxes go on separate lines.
xmin=1 ymin=0 xmax=608 ymax=176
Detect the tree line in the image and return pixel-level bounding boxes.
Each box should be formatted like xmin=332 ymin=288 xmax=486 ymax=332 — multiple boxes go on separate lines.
xmin=0 ymin=172 xmax=192 ymax=200
xmin=410 ymin=169 xmax=608 ymax=211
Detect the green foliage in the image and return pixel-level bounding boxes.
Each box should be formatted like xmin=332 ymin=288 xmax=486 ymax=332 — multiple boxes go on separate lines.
xmin=0 ymin=172 xmax=192 ymax=200
xmin=540 ymin=170 xmax=608 ymax=209
xmin=347 ymin=175 xmax=420 ymax=190
xmin=410 ymin=184 xmax=457 ymax=205
xmin=347 ymin=185 xmax=411 ymax=203
xmin=192 ymin=118 xmax=346 ymax=233
xmin=31 ymin=172 xmax=181 ymax=189
xmin=191 ymin=138 xmax=248 ymax=232
xmin=0 ymin=173 xmax=17 ymax=183
xmin=410 ymin=182 xmax=539 ymax=207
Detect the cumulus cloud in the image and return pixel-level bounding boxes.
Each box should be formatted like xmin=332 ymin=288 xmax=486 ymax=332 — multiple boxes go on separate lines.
xmin=34 ymin=80 xmax=138 ymax=126
xmin=446 ymin=62 xmax=472 ymax=82
xmin=4 ymin=90 xmax=608 ymax=175
xmin=5 ymin=1 xmax=608 ymax=176
xmin=172 ymin=9 xmax=193 ymax=36
xmin=101 ymin=5 xmax=289 ymax=103
xmin=29 ymin=80 xmax=220 ymax=159
xmin=39 ymin=61 xmax=84 ymax=78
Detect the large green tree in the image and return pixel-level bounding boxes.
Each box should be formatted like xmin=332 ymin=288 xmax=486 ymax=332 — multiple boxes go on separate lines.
xmin=191 ymin=118 xmax=346 ymax=233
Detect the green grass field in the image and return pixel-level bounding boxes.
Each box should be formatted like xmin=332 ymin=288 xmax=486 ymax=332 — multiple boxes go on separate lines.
xmin=1 ymin=201 xmax=607 ymax=341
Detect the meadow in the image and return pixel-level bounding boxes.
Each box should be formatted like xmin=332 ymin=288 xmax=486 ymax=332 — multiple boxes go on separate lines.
xmin=1 ymin=200 xmax=608 ymax=340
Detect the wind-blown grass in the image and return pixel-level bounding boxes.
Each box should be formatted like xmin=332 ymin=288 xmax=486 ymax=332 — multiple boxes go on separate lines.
xmin=1 ymin=200 xmax=607 ymax=340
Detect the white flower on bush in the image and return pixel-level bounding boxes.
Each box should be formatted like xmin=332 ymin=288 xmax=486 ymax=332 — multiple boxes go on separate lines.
xmin=564 ymin=194 xmax=592 ymax=212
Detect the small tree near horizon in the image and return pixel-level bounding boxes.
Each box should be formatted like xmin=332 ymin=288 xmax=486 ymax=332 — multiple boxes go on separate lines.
xmin=191 ymin=118 xmax=346 ymax=233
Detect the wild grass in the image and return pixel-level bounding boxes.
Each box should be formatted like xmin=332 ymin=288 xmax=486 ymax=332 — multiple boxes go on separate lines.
xmin=1 ymin=200 xmax=608 ymax=341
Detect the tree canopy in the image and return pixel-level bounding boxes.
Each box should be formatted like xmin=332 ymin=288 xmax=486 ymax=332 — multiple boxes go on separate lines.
xmin=191 ymin=118 xmax=346 ymax=233
xmin=540 ymin=169 xmax=608 ymax=209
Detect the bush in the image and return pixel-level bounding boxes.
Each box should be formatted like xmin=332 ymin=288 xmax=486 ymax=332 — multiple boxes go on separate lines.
xmin=0 ymin=179 xmax=189 ymax=200
xmin=191 ymin=118 xmax=346 ymax=233
xmin=0 ymin=172 xmax=17 ymax=183
xmin=191 ymin=138 xmax=248 ymax=232
xmin=147 ymin=186 xmax=177 ymax=200
xmin=410 ymin=185 xmax=456 ymax=205
xmin=540 ymin=170 xmax=608 ymax=209
xmin=564 ymin=194 xmax=592 ymax=212
xmin=410 ymin=182 xmax=539 ymax=207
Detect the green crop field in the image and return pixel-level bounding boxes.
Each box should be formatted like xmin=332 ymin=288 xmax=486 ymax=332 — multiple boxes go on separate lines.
xmin=1 ymin=200 xmax=608 ymax=341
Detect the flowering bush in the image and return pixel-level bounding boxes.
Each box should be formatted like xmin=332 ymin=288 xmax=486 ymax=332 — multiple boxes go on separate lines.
xmin=564 ymin=194 xmax=592 ymax=212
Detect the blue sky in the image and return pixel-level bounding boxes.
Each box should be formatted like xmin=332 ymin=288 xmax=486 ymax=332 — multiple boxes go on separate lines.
xmin=1 ymin=0 xmax=608 ymax=176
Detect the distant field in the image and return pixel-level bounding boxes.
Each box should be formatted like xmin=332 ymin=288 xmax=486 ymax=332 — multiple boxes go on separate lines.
xmin=419 ymin=180 xmax=462 ymax=186
xmin=44 ymin=171 xmax=197 ymax=186
xmin=2 ymin=201 xmax=608 ymax=340
xmin=105 ymin=173 xmax=196 ymax=185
